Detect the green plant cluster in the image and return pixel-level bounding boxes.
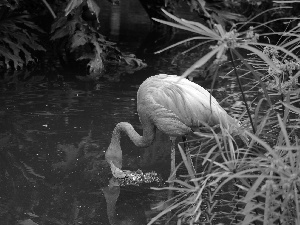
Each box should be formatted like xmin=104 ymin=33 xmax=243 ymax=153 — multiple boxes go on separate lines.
xmin=148 ymin=1 xmax=300 ymax=224
xmin=50 ymin=0 xmax=147 ymax=77
xmin=0 ymin=0 xmax=45 ymax=69
xmin=264 ymin=46 xmax=300 ymax=95
xmin=51 ymin=9 xmax=116 ymax=74
xmin=0 ymin=0 xmax=298 ymax=76
xmin=0 ymin=0 xmax=146 ymax=76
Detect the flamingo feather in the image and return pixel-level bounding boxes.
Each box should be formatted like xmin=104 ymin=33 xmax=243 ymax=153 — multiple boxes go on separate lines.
xmin=105 ymin=74 xmax=242 ymax=181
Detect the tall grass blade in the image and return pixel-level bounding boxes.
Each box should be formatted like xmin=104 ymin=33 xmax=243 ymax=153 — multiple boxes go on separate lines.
xmin=239 ymin=45 xmax=279 ymax=72
xmin=233 ymin=49 xmax=272 ymax=107
xmin=178 ymin=144 xmax=198 ymax=187
xmin=277 ymin=113 xmax=290 ymax=146
xmin=248 ymin=42 xmax=300 ymax=62
xmin=160 ymin=9 xmax=219 ymax=38
xmin=152 ymin=18 xmax=203 ymax=34
xmin=181 ymin=46 xmax=221 ymax=78
xmin=245 ymin=131 xmax=274 ymax=155
xmin=148 ymin=201 xmax=182 ymax=225
xmin=155 ymin=37 xmax=213 ymax=54
xmin=282 ymin=102 xmax=300 ymax=115
xmin=236 ymin=6 xmax=291 ymax=31
xmin=254 ymin=98 xmax=267 ymax=132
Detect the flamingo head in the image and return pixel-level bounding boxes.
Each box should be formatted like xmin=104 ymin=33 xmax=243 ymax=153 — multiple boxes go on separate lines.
xmin=105 ymin=143 xmax=122 ymax=169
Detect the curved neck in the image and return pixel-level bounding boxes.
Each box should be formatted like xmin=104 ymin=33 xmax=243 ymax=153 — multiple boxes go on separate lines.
xmin=117 ymin=122 xmax=156 ymax=147
xmin=105 ymin=121 xmax=156 ymax=169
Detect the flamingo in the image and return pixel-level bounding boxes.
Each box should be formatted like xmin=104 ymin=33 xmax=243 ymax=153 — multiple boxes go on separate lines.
xmin=105 ymin=74 xmax=242 ymax=182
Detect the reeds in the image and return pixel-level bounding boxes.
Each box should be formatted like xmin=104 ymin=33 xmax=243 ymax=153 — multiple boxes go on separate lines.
xmin=149 ymin=2 xmax=300 ymax=224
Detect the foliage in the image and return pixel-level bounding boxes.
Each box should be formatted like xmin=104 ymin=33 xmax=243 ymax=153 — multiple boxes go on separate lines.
xmin=263 ymin=46 xmax=300 ymax=95
xmin=51 ymin=12 xmax=113 ymax=74
xmin=51 ymin=0 xmax=104 ymax=73
xmin=148 ymin=103 xmax=300 ymax=224
xmin=64 ymin=0 xmax=100 ymax=19
xmin=182 ymin=0 xmax=247 ymax=27
xmin=153 ymin=8 xmax=299 ymax=78
xmin=228 ymin=0 xmax=300 ymax=25
xmin=51 ymin=0 xmax=146 ymax=76
xmin=0 ymin=3 xmax=45 ymax=69
xmin=148 ymin=1 xmax=300 ymax=224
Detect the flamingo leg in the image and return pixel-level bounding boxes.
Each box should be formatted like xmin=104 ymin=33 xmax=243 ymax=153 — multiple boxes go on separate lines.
xmin=169 ymin=137 xmax=176 ymax=187
xmin=169 ymin=137 xmax=194 ymax=185
xmin=167 ymin=137 xmax=176 ymax=200
xmin=168 ymin=137 xmax=195 ymax=199
xmin=182 ymin=136 xmax=195 ymax=175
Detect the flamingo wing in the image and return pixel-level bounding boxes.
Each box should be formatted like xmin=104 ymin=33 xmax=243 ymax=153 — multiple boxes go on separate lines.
xmin=138 ymin=74 xmax=233 ymax=132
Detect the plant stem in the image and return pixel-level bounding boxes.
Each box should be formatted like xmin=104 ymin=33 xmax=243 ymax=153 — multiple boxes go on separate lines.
xmin=41 ymin=0 xmax=56 ymax=19
xmin=281 ymin=93 xmax=285 ymax=116
xmin=229 ymin=49 xmax=256 ymax=134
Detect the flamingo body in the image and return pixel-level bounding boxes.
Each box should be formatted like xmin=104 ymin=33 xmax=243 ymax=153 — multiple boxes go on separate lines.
xmin=105 ymin=74 xmax=239 ymax=177
xmin=137 ymin=74 xmax=234 ymax=134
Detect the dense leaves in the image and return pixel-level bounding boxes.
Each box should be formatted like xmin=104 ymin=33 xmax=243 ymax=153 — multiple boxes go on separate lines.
xmin=50 ymin=0 xmax=147 ymax=77
xmin=0 ymin=8 xmax=45 ymax=69
xmin=148 ymin=1 xmax=300 ymax=224
xmin=51 ymin=6 xmax=117 ymax=74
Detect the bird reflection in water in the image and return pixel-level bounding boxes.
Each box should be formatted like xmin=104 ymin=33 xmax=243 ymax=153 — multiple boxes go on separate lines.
xmin=102 ymin=179 xmax=148 ymax=225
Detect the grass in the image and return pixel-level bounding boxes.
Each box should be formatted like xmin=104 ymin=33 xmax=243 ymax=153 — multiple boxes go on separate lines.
xmin=149 ymin=104 xmax=300 ymax=224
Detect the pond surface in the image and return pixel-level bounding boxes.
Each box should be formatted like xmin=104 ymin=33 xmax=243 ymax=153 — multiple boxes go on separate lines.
xmin=0 ymin=1 xmax=252 ymax=225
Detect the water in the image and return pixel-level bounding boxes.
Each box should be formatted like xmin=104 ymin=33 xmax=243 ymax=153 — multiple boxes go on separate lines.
xmin=0 ymin=1 xmax=253 ymax=225
xmin=0 ymin=74 xmax=175 ymax=224
xmin=0 ymin=1 xmax=180 ymax=225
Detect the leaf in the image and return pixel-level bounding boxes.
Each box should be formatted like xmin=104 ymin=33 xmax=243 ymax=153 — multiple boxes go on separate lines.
xmin=51 ymin=16 xmax=67 ymax=32
xmin=245 ymin=131 xmax=282 ymax=163
xmin=51 ymin=26 xmax=70 ymax=40
xmin=87 ymin=0 xmax=100 ymax=22
xmin=0 ymin=47 xmax=15 ymax=68
xmin=155 ymin=36 xmax=213 ymax=54
xmin=214 ymin=9 xmax=246 ymax=22
xmin=51 ymin=19 xmax=78 ymax=40
xmin=282 ymin=102 xmax=300 ymax=115
xmin=181 ymin=45 xmax=221 ymax=78
xmin=88 ymin=54 xmax=103 ymax=73
xmin=148 ymin=200 xmax=183 ymax=225
xmin=241 ymin=212 xmax=263 ymax=225
xmin=162 ymin=8 xmax=218 ymax=37
xmin=153 ymin=11 xmax=219 ymax=39
xmin=277 ymin=113 xmax=290 ymax=146
xmin=77 ymin=53 xmax=93 ymax=60
xmin=152 ymin=17 xmax=205 ymax=35
xmin=178 ymin=144 xmax=197 ymax=186
xmin=0 ymin=45 xmax=23 ymax=68
xmin=5 ymin=37 xmax=34 ymax=64
xmin=65 ymin=0 xmax=84 ymax=16
xmin=0 ymin=11 xmax=45 ymax=69
xmin=232 ymin=49 xmax=272 ymax=107
xmin=71 ymin=31 xmax=88 ymax=49
xmin=122 ymin=54 xmax=147 ymax=68
xmin=239 ymin=44 xmax=280 ymax=73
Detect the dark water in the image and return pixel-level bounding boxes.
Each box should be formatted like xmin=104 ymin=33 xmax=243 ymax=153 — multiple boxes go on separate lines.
xmin=0 ymin=1 xmax=251 ymax=225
